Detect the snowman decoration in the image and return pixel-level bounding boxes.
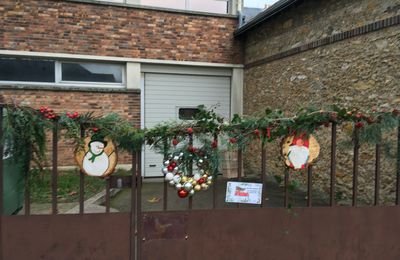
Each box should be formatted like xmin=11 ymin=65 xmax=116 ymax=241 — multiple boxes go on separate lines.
xmin=75 ymin=136 xmax=118 ymax=177
xmin=282 ymin=134 xmax=319 ymax=170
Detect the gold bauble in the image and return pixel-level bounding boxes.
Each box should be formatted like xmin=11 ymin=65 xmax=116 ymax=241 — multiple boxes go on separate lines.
xmin=201 ymin=183 xmax=208 ymax=190
xmin=181 ymin=176 xmax=188 ymax=183
xmin=192 ymin=181 xmax=197 ymax=186
xmin=202 ymin=174 xmax=208 ymax=178
xmin=194 ymin=185 xmax=201 ymax=191
xmin=206 ymin=180 xmax=212 ymax=185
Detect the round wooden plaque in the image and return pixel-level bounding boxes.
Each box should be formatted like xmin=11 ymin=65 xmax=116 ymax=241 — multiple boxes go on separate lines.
xmin=281 ymin=134 xmax=320 ymax=170
xmin=75 ymin=136 xmax=118 ymax=177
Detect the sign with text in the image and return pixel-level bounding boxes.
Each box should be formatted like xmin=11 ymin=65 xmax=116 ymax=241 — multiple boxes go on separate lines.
xmin=225 ymin=181 xmax=263 ymax=205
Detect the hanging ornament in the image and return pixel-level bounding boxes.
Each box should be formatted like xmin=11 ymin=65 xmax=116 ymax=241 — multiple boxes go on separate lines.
xmin=161 ymin=149 xmax=213 ymax=199
xmin=281 ymin=133 xmax=320 ymax=170
xmin=75 ymin=136 xmax=118 ymax=177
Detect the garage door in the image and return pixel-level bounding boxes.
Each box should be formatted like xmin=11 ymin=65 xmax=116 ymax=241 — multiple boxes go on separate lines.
xmin=144 ymin=73 xmax=231 ymax=177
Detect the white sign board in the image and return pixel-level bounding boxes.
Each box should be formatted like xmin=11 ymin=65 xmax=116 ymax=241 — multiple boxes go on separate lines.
xmin=225 ymin=181 xmax=263 ymax=205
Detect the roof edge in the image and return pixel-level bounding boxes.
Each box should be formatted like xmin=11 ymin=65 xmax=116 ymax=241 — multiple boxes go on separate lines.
xmin=234 ymin=0 xmax=301 ymax=37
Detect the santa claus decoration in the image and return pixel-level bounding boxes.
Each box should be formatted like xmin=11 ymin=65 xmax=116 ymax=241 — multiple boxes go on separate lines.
xmin=281 ymin=134 xmax=320 ymax=170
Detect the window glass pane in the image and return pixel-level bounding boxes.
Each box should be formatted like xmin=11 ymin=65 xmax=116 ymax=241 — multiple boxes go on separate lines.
xmin=179 ymin=108 xmax=200 ymax=120
xmin=0 ymin=57 xmax=55 ymax=82
xmin=61 ymin=62 xmax=123 ymax=83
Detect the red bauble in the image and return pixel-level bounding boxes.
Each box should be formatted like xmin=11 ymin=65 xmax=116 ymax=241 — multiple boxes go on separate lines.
xmin=188 ymin=145 xmax=196 ymax=153
xmin=187 ymin=127 xmax=193 ymax=134
xmin=229 ymin=138 xmax=237 ymax=144
xmin=171 ymin=162 xmax=177 ymax=168
xmin=197 ymin=178 xmax=205 ymax=184
xmin=211 ymin=140 xmax=218 ymax=148
xmin=172 ymin=138 xmax=179 ymax=146
xmin=178 ymin=189 xmax=189 ymax=198
xmin=92 ymin=127 xmax=99 ymax=133
xmin=167 ymin=165 xmax=174 ymax=172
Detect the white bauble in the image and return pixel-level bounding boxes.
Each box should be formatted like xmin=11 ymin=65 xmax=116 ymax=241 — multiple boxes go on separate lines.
xmin=165 ymin=172 xmax=174 ymax=181
xmin=173 ymin=175 xmax=181 ymax=184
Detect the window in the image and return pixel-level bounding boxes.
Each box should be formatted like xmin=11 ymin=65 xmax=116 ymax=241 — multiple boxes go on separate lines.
xmin=61 ymin=62 xmax=123 ymax=83
xmin=178 ymin=108 xmax=200 ymax=120
xmin=0 ymin=57 xmax=55 ymax=82
xmin=0 ymin=57 xmax=125 ymax=88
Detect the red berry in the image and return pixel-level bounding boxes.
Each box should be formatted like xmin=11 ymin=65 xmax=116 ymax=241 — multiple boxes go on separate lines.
xmin=366 ymin=117 xmax=375 ymax=124
xmin=187 ymin=127 xmax=193 ymax=134
xmin=266 ymin=127 xmax=271 ymax=138
xmin=229 ymin=138 xmax=237 ymax=144
xmin=355 ymin=122 xmax=364 ymax=128
xmin=92 ymin=127 xmax=99 ymax=133
xmin=172 ymin=139 xmax=179 ymax=146
xmin=188 ymin=145 xmax=196 ymax=153
xmin=355 ymin=112 xmax=363 ymax=119
xmin=253 ymin=129 xmax=260 ymax=137
xmin=211 ymin=140 xmax=218 ymax=148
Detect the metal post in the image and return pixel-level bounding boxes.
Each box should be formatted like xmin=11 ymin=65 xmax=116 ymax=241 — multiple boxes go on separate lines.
xmin=284 ymin=168 xmax=289 ymax=207
xmin=51 ymin=121 xmax=58 ymax=215
xmin=307 ymin=165 xmax=312 ymax=207
xmin=352 ymin=127 xmax=360 ymax=207
xmin=130 ymin=151 xmax=137 ymax=260
xmin=188 ymin=133 xmax=193 ymax=210
xmin=330 ymin=122 xmax=337 ymax=206
xmin=374 ymin=144 xmax=381 ymax=206
xmin=0 ymin=105 xmax=4 ymax=260
xmin=79 ymin=127 xmax=85 ymax=214
xmin=261 ymin=143 xmax=266 ymax=207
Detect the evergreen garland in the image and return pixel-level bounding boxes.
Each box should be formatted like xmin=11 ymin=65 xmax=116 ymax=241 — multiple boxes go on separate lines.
xmin=1 ymin=104 xmax=399 ymax=174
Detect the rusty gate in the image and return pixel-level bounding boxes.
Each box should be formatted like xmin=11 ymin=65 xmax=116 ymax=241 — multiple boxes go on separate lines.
xmin=1 ymin=104 xmax=400 ymax=260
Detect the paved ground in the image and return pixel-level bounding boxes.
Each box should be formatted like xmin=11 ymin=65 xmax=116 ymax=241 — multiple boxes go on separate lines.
xmin=20 ymin=175 xmax=329 ymax=215
xmin=110 ymin=175 xmax=329 ymax=212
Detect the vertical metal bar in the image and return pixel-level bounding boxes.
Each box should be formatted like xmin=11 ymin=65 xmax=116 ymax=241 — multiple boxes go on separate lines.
xmin=307 ymin=165 xmax=312 ymax=207
xmin=330 ymin=122 xmax=337 ymax=207
xmin=130 ymin=151 xmax=137 ymax=260
xmin=79 ymin=127 xmax=85 ymax=214
xmin=137 ymin=152 xmax=143 ymax=260
xmin=51 ymin=121 xmax=58 ymax=215
xmin=261 ymin=143 xmax=266 ymax=207
xmin=0 ymin=106 xmax=4 ymax=260
xmin=397 ymin=124 xmax=400 ymax=205
xmin=212 ymin=134 xmax=218 ymax=209
xmin=188 ymin=133 xmax=193 ymax=210
xmin=24 ymin=158 xmax=30 ymax=216
xmin=105 ymin=177 xmax=110 ymax=213
xmin=163 ymin=138 xmax=168 ymax=211
xmin=374 ymin=144 xmax=381 ymax=206
xmin=352 ymin=127 xmax=360 ymax=207
xmin=284 ymin=168 xmax=289 ymax=207
xmin=237 ymin=148 xmax=243 ymax=208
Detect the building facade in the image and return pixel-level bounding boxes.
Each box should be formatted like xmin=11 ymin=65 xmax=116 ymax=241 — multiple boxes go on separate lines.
xmin=0 ymin=0 xmax=244 ymax=176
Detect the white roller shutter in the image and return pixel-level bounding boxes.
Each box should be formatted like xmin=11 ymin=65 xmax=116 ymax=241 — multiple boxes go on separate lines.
xmin=144 ymin=73 xmax=231 ymax=177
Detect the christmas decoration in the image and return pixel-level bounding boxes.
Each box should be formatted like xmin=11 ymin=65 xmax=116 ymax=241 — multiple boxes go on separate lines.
xmin=75 ymin=136 xmax=118 ymax=177
xmin=281 ymin=134 xmax=320 ymax=170
xmin=161 ymin=150 xmax=214 ymax=198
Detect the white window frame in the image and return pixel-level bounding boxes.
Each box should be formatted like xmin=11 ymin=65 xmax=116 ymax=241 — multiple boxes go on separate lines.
xmin=56 ymin=61 xmax=125 ymax=88
xmin=0 ymin=57 xmax=126 ymax=89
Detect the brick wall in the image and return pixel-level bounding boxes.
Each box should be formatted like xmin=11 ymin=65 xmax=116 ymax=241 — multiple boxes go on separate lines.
xmin=0 ymin=0 xmax=242 ymax=64
xmin=1 ymin=88 xmax=140 ymax=166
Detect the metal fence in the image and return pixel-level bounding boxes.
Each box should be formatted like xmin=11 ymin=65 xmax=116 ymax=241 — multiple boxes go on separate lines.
xmin=2 ymin=104 xmax=400 ymax=259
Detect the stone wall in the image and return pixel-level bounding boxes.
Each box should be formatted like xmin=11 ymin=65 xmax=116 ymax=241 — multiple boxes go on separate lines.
xmin=1 ymin=88 xmax=140 ymax=166
xmin=0 ymin=0 xmax=242 ymax=64
xmin=242 ymin=0 xmax=400 ymax=205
